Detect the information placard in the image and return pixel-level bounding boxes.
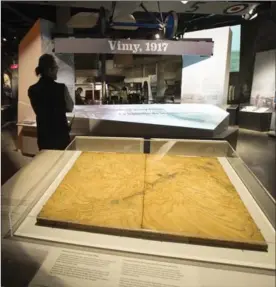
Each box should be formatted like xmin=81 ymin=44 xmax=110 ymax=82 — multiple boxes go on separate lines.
xmin=54 ymin=38 xmax=213 ymax=56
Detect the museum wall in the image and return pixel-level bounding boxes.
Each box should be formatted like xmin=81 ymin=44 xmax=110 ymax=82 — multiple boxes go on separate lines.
xmin=250 ymin=49 xmax=276 ymax=108
xmin=18 ymin=19 xmax=42 ymax=128
xmin=18 ymin=19 xmax=76 ymax=127
xmin=179 ymin=17 xmax=276 ymax=106
xmin=181 ymin=26 xmax=232 ymax=106
xmin=40 ymin=19 xmax=75 ymax=102
xmin=238 ymin=16 xmax=276 ymax=104
xmin=17 ymin=18 xmax=76 ymax=151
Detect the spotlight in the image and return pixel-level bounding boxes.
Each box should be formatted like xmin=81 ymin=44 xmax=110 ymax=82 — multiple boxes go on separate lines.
xmin=242 ymin=4 xmax=258 ymax=20
xmin=242 ymin=12 xmax=258 ymax=20
xmin=249 ymin=8 xmax=254 ymax=14
xmin=250 ymin=13 xmax=258 ymax=20
xmin=2 ymin=38 xmax=7 ymax=42
xmin=155 ymin=33 xmax=160 ymax=39
xmin=242 ymin=13 xmax=249 ymax=20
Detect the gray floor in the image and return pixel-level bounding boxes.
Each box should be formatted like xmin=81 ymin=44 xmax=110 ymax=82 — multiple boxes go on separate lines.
xmin=1 ymin=124 xmax=276 ymax=200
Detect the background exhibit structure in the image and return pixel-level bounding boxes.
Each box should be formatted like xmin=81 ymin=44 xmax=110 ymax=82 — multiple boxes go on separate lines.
xmin=56 ymin=38 xmax=231 ymax=141
xmin=250 ymin=50 xmax=276 ymax=109
xmin=54 ymin=38 xmax=213 ymax=102
xmin=17 ymin=19 xmax=74 ymax=153
xmin=16 ymin=31 xmax=215 ymax=155
xmin=181 ymin=26 xmax=232 ymax=106
xmin=69 ymin=104 xmax=230 ymax=140
xmin=239 ymin=50 xmax=275 ymax=131
xmin=75 ymin=57 xmax=181 ymax=105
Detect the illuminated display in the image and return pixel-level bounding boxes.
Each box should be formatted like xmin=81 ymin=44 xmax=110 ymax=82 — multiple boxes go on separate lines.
xmin=230 ymin=25 xmax=241 ymax=72
xmin=72 ymin=104 xmax=228 ymax=131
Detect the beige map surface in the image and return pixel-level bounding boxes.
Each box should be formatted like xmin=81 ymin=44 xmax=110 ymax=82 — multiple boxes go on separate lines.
xmin=37 ymin=152 xmax=267 ymax=251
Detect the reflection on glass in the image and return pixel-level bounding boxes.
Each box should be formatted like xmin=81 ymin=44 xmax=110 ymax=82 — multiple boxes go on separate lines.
xmin=74 ymin=54 xmax=182 ymax=105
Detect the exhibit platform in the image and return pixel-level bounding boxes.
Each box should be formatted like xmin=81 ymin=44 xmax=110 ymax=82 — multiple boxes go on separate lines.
xmin=69 ymin=104 xmax=229 ymax=138
xmin=17 ymin=104 xmax=239 ymax=156
xmin=238 ymin=106 xmax=272 ymax=132
xmin=1 ymin=137 xmax=275 ymax=287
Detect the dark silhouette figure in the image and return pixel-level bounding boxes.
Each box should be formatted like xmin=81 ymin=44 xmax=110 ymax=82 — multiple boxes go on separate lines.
xmin=75 ymin=87 xmax=85 ymax=105
xmin=28 ymin=54 xmax=74 ymax=150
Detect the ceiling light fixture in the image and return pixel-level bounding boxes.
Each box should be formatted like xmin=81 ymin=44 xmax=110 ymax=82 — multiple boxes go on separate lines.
xmin=248 ymin=7 xmax=257 ymax=15
xmin=242 ymin=4 xmax=259 ymax=20
xmin=181 ymin=1 xmax=188 ymax=4
xmin=242 ymin=11 xmax=258 ymax=20
xmin=249 ymin=13 xmax=258 ymax=20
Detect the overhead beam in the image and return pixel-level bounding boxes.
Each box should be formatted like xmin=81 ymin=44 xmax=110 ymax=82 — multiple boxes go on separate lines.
xmin=127 ymin=56 xmax=182 ymax=68
xmin=54 ymin=38 xmax=214 ymax=56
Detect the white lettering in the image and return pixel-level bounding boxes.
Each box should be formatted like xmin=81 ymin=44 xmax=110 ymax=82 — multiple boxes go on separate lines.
xmin=122 ymin=43 xmax=132 ymax=51
xmin=108 ymin=40 xmax=117 ymax=51
xmin=133 ymin=44 xmax=140 ymax=54
xmin=117 ymin=41 xmax=122 ymax=50
xmin=162 ymin=43 xmax=169 ymax=52
xmin=108 ymin=40 xmax=169 ymax=53
xmin=108 ymin=41 xmax=141 ymax=54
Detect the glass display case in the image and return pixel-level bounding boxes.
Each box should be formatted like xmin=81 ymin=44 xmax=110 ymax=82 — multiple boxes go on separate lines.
xmin=4 ymin=137 xmax=275 ymax=272
xmin=65 ymin=136 xmax=275 ymax=226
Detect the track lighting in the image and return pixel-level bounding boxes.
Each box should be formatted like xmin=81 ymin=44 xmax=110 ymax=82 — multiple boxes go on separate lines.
xmin=249 ymin=13 xmax=258 ymax=20
xmin=242 ymin=4 xmax=258 ymax=20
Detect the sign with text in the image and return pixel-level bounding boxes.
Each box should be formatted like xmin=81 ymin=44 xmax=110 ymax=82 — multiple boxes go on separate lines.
xmin=54 ymin=38 xmax=213 ymax=56
xmin=29 ymin=248 xmax=199 ymax=287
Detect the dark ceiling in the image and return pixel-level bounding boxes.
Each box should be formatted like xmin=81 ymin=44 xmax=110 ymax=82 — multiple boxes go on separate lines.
xmin=1 ymin=1 xmax=274 ymax=67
